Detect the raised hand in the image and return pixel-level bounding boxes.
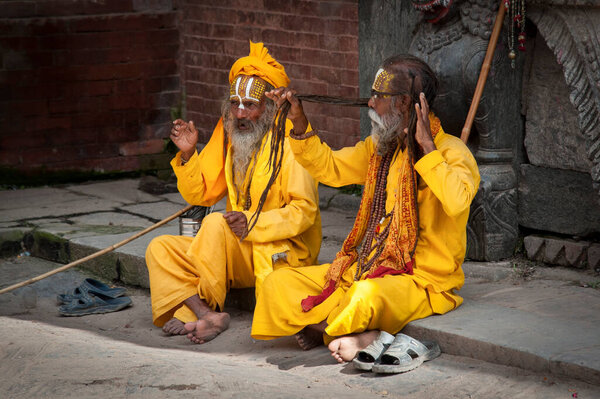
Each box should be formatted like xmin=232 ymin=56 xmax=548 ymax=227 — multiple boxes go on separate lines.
xmin=265 ymin=87 xmax=309 ymax=135
xmin=171 ymin=119 xmax=198 ymax=161
xmin=414 ymin=92 xmax=436 ymax=155
xmin=223 ymin=211 xmax=248 ymax=238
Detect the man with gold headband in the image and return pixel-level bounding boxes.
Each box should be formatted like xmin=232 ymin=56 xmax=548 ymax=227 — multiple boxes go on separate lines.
xmin=145 ymin=41 xmax=321 ymax=344
xmin=252 ymin=55 xmax=480 ymax=368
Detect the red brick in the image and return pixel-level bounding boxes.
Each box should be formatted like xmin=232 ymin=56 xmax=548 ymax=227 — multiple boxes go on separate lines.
xmin=0 ymin=129 xmax=46 ymax=149
xmin=49 ymin=97 xmax=106 ymax=115
xmin=292 ymin=32 xmax=320 ymax=49
xmin=184 ymin=22 xmax=212 ymax=37
xmin=140 ymin=123 xmax=170 ymax=139
xmin=235 ymin=10 xmax=266 ymax=26
xmin=262 ymin=13 xmax=284 ymax=29
xmin=70 ymin=13 xmax=176 ymax=33
xmin=46 ymin=127 xmax=98 ymax=146
xmin=0 ymin=1 xmax=37 ymax=18
xmin=119 ymin=139 xmax=164 ymax=156
xmin=10 ymin=84 xmax=64 ymax=100
xmin=263 ymin=0 xmax=293 ymax=13
xmin=7 ymin=100 xmax=48 ymax=117
xmin=29 ymin=18 xmax=69 ymax=35
xmin=0 ymin=150 xmax=22 ymax=167
xmin=0 ymin=36 xmax=39 ymax=52
xmin=311 ymin=66 xmax=341 ymax=84
xmin=323 ymin=19 xmax=354 ymax=36
xmin=35 ymin=0 xmax=133 ymax=17
xmin=102 ymin=127 xmax=132 ymax=142
xmin=231 ymin=26 xmax=263 ymax=42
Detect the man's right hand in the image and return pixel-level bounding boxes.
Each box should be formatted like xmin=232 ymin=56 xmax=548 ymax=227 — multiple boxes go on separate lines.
xmin=265 ymin=88 xmax=309 ymax=136
xmin=171 ymin=119 xmax=198 ymax=161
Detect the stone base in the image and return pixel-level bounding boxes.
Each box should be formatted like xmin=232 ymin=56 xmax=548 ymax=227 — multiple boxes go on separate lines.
xmin=524 ymin=235 xmax=600 ymax=270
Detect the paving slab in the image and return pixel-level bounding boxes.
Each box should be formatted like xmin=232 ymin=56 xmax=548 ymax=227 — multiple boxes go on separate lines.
xmin=65 ymin=179 xmax=160 ymax=204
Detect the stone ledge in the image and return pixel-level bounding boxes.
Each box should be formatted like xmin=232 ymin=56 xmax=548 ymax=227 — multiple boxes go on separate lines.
xmin=524 ymin=235 xmax=599 ymax=269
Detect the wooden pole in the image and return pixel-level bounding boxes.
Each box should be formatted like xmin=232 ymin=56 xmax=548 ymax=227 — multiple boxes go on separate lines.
xmin=0 ymin=204 xmax=194 ymax=295
xmin=460 ymin=0 xmax=507 ymax=143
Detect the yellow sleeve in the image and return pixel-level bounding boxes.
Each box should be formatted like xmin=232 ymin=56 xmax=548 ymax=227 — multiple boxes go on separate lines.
xmin=288 ymin=132 xmax=374 ymax=187
xmin=243 ymin=138 xmax=319 ymax=243
xmin=171 ymin=118 xmax=228 ymax=206
xmin=414 ymin=135 xmax=480 ymax=217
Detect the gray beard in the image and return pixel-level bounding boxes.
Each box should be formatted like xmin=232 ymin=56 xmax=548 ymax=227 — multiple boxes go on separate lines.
xmin=222 ymin=100 xmax=276 ymax=187
xmin=369 ymin=108 xmax=403 ymax=156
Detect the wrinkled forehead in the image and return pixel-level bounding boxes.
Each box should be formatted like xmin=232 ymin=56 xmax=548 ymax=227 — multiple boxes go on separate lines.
xmin=372 ymin=68 xmax=395 ymax=92
xmin=230 ymin=75 xmax=266 ymax=104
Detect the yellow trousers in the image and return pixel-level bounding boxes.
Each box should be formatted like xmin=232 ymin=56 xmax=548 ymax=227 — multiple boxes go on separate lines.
xmin=251 ymin=263 xmax=439 ymax=344
xmin=145 ymin=213 xmax=255 ymax=327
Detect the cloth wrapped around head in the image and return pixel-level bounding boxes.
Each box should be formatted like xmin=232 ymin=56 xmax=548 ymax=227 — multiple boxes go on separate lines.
xmin=229 ymin=41 xmax=290 ymax=89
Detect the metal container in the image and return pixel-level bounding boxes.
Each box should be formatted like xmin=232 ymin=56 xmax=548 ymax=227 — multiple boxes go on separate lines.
xmin=178 ymin=205 xmax=214 ymax=237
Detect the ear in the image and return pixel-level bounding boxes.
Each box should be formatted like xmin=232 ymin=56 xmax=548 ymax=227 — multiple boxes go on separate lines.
xmin=394 ymin=94 xmax=411 ymax=113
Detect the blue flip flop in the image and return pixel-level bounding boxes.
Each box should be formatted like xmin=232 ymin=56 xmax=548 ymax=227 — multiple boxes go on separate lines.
xmin=57 ymin=278 xmax=126 ymax=304
xmin=58 ymin=289 xmax=132 ymax=316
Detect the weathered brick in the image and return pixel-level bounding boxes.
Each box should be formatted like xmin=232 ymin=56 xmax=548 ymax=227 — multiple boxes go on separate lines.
xmin=35 ymin=0 xmax=133 ymax=17
xmin=119 ymin=139 xmax=164 ymax=156
xmin=0 ymin=1 xmax=37 ymax=18
xmin=587 ymin=244 xmax=600 ymax=270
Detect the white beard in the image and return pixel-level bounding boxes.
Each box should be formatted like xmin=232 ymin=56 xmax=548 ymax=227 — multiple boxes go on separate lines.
xmin=369 ymin=108 xmax=403 ymax=156
xmin=222 ymin=101 xmax=275 ymax=187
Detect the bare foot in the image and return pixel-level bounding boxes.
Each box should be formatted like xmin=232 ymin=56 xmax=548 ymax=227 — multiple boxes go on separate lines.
xmin=295 ymin=327 xmax=323 ymax=350
xmin=162 ymin=318 xmax=187 ymax=336
xmin=328 ymin=330 xmax=380 ymax=363
xmin=183 ymin=312 xmax=230 ymax=344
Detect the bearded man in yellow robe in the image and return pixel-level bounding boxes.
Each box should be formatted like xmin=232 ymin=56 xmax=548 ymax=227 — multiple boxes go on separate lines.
xmin=252 ymin=55 xmax=480 ymax=363
xmin=145 ymin=41 xmax=321 ymax=344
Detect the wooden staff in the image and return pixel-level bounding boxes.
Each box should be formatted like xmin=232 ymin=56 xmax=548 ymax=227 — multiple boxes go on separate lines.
xmin=0 ymin=204 xmax=194 ymax=295
xmin=461 ymin=0 xmax=507 ymax=143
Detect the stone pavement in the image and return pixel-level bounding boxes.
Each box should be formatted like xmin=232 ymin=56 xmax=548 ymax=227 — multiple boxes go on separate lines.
xmin=1 ymin=178 xmax=599 ymax=387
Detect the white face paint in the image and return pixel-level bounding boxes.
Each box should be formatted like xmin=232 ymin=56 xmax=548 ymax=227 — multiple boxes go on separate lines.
xmin=229 ymin=75 xmax=265 ymax=110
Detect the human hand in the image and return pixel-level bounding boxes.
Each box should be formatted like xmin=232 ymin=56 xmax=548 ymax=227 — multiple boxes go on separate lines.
xmin=414 ymin=92 xmax=436 ymax=155
xmin=223 ymin=211 xmax=248 ymax=238
xmin=171 ymin=119 xmax=198 ymax=161
xmin=265 ymin=87 xmax=309 ymax=135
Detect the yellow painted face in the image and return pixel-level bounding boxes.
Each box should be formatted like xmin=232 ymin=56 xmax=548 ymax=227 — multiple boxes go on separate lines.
xmin=229 ymin=75 xmax=266 ymax=109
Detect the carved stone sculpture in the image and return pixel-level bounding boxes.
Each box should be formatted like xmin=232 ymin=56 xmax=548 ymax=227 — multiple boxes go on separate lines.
xmin=410 ymin=0 xmax=523 ymax=261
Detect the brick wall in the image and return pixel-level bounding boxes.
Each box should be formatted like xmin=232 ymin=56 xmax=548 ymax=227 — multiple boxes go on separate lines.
xmin=0 ymin=0 xmax=360 ymax=182
xmin=179 ymin=0 xmax=360 ymax=149
xmin=0 ymin=0 xmax=180 ymax=180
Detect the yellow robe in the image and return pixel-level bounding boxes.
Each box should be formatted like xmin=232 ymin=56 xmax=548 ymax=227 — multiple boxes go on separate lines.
xmin=251 ymin=126 xmax=480 ymax=342
xmin=145 ymin=119 xmax=321 ymax=327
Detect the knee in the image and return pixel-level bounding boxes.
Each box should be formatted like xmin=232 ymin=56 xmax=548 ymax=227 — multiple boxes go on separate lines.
xmin=260 ymin=268 xmax=291 ymax=299
xmin=198 ymin=212 xmax=227 ymax=233
xmin=345 ymin=280 xmax=382 ymax=308
xmin=145 ymin=235 xmax=174 ymax=267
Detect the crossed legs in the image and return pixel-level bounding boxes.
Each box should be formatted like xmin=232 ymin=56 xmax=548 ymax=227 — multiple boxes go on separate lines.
xmin=146 ymin=213 xmax=254 ymax=344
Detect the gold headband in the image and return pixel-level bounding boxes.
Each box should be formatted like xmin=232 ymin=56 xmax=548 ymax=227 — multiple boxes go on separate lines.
xmin=230 ymin=75 xmax=266 ymax=108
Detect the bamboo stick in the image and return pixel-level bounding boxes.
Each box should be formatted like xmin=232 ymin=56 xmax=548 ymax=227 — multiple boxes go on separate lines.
xmin=0 ymin=203 xmax=194 ymax=295
xmin=460 ymin=0 xmax=507 ymax=143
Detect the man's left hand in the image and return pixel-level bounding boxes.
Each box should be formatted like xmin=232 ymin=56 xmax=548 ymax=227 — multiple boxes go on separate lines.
xmin=413 ymin=92 xmax=436 ymax=155
xmin=223 ymin=211 xmax=248 ymax=238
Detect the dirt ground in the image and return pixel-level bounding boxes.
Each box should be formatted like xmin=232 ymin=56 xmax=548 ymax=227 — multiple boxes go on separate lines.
xmin=1 ymin=256 xmax=599 ymax=398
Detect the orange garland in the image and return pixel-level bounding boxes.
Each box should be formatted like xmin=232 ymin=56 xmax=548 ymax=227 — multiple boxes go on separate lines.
xmin=301 ymin=113 xmax=441 ymax=312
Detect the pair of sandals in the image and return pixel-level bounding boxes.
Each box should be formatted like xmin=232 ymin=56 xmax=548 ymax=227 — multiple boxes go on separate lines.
xmin=57 ymin=278 xmax=132 ymax=316
xmin=353 ymin=331 xmax=441 ymax=374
